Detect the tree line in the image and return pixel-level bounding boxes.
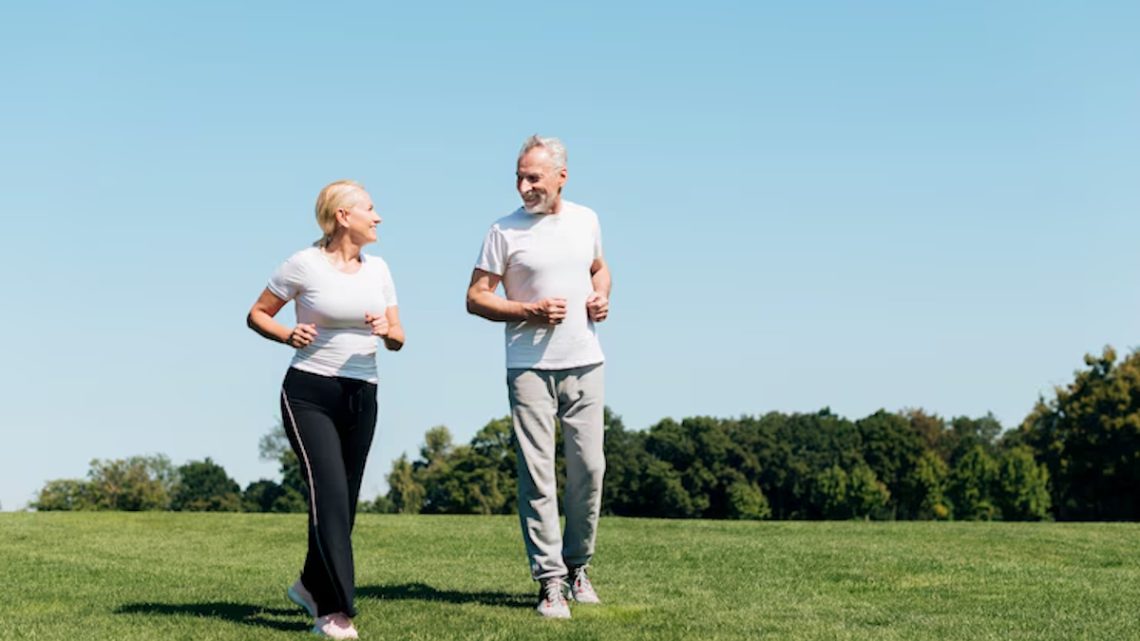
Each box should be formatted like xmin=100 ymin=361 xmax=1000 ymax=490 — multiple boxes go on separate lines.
xmin=32 ymin=347 xmax=1139 ymax=521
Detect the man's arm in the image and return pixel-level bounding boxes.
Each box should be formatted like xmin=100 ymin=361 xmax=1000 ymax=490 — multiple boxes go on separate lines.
xmin=466 ymin=268 xmax=567 ymax=324
xmin=586 ymin=257 xmax=611 ymax=322
xmin=590 ymin=257 xmax=611 ymax=298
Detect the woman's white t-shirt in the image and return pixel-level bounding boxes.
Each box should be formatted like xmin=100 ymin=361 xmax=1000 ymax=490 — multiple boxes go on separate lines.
xmin=267 ymin=247 xmax=398 ymax=383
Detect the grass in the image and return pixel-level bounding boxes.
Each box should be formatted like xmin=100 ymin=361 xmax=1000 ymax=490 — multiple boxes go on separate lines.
xmin=1 ymin=513 xmax=1138 ymax=640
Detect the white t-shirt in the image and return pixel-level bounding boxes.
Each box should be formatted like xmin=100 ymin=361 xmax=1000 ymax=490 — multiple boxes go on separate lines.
xmin=267 ymin=246 xmax=398 ymax=383
xmin=475 ymin=200 xmax=605 ymax=370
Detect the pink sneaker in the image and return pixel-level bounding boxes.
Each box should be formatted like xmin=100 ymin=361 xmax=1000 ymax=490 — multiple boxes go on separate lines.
xmin=535 ymin=577 xmax=571 ymax=619
xmin=313 ymin=612 xmax=358 ymax=640
xmin=287 ymin=579 xmax=317 ymax=617
xmin=568 ymin=566 xmax=600 ymax=604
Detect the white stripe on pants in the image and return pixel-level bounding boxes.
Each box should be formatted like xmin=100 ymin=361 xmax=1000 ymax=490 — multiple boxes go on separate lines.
xmin=508 ymin=363 xmax=605 ymax=580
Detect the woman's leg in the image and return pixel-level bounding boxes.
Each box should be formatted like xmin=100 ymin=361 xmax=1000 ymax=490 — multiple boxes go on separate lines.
xmin=281 ymin=369 xmax=359 ymax=618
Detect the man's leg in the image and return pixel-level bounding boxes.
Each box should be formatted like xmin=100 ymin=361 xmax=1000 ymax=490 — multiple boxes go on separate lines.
xmin=558 ymin=363 xmax=606 ymax=569
xmin=508 ymin=368 xmax=567 ymax=581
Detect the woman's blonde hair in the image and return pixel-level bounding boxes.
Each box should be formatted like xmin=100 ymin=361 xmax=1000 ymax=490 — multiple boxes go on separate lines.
xmin=314 ymin=180 xmax=365 ymax=247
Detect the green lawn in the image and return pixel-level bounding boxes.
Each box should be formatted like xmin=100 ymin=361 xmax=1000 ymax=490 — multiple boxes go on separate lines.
xmin=1 ymin=514 xmax=1137 ymax=640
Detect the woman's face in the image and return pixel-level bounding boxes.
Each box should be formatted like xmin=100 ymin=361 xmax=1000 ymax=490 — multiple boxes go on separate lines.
xmin=340 ymin=190 xmax=381 ymax=244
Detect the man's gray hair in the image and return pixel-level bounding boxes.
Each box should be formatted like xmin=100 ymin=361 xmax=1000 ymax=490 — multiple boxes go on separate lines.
xmin=518 ymin=135 xmax=567 ymax=171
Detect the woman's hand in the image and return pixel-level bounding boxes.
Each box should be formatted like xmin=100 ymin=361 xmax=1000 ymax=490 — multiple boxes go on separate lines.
xmin=286 ymin=323 xmax=319 ymax=348
xmin=366 ymin=313 xmax=389 ymax=337
xmin=369 ymin=308 xmax=404 ymax=351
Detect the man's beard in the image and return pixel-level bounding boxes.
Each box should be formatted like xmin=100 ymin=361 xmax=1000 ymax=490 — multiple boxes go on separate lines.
xmin=522 ymin=190 xmax=552 ymax=214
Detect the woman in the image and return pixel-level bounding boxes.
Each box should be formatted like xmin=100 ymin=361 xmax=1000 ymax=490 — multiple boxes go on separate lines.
xmin=247 ymin=180 xmax=404 ymax=640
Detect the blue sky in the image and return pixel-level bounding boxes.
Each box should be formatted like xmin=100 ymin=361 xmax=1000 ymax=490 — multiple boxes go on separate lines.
xmin=1 ymin=2 xmax=1137 ymax=510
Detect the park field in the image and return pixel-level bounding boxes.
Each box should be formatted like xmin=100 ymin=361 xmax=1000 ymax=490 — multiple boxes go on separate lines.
xmin=0 ymin=514 xmax=1137 ymax=640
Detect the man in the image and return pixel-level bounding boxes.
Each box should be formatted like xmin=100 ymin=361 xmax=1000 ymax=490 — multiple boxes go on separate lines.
xmin=466 ymin=135 xmax=611 ymax=619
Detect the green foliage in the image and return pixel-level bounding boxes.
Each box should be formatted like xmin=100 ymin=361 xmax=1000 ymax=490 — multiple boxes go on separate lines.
xmin=386 ymin=454 xmax=424 ymax=514
xmin=31 ymin=344 xmax=1140 ymax=523
xmin=359 ymin=494 xmax=395 ymax=514
xmin=418 ymin=421 xmax=518 ymax=515
xmin=638 ymin=458 xmax=697 ymax=517
xmin=32 ymin=479 xmax=93 ymax=511
xmin=855 ymin=410 xmax=922 ymax=517
xmin=994 ymin=446 xmax=1051 ymax=521
xmin=260 ymin=423 xmax=305 ymax=502
xmin=725 ymin=480 xmax=771 ymax=520
xmin=847 ymin=463 xmax=891 ymax=520
xmin=812 ymin=465 xmax=849 ymax=519
xmin=1018 ymin=346 xmax=1140 ymax=520
xmin=171 ymin=458 xmax=241 ymax=512
xmin=947 ymin=445 xmax=998 ymax=520
xmin=902 ymin=450 xmax=950 ymax=520
xmin=241 ymin=479 xmax=294 ymax=513
xmin=88 ymin=455 xmax=175 ymax=511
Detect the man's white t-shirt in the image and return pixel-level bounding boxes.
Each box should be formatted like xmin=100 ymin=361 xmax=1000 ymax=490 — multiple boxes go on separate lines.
xmin=475 ymin=200 xmax=605 ymax=370
xmin=267 ymin=247 xmax=398 ymax=383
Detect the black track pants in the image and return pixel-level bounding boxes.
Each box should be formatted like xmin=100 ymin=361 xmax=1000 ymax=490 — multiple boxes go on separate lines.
xmin=280 ymin=367 xmax=377 ymax=618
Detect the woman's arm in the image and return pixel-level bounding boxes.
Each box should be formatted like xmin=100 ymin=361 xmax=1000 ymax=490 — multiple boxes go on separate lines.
xmin=247 ymin=288 xmax=317 ymax=347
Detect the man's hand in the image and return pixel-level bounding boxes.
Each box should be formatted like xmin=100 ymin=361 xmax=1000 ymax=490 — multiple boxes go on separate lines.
xmin=524 ymin=298 xmax=568 ymax=325
xmin=586 ymin=292 xmax=609 ymax=322
xmin=286 ymin=323 xmax=319 ymax=348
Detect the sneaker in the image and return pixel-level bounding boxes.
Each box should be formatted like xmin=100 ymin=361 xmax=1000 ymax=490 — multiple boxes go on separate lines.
xmin=312 ymin=612 xmax=358 ymax=640
xmin=287 ymin=578 xmax=317 ymax=617
xmin=535 ymin=577 xmax=571 ymax=619
xmin=568 ymin=565 xmax=600 ymax=604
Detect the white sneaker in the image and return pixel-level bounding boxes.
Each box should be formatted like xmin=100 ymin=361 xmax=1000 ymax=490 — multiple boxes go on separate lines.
xmin=568 ymin=566 xmax=600 ymax=604
xmin=287 ymin=578 xmax=317 ymax=617
xmin=536 ymin=577 xmax=571 ymax=619
xmin=313 ymin=612 xmax=359 ymax=640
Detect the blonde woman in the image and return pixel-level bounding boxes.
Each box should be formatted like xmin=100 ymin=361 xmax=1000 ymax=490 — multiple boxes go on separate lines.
xmin=247 ymin=180 xmax=404 ymax=640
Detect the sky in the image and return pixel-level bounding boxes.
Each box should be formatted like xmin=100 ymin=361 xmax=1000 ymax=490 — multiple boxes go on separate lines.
xmin=1 ymin=1 xmax=1137 ymax=511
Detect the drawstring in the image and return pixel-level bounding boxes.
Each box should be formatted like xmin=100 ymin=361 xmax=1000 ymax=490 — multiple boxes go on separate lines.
xmin=346 ymin=383 xmax=368 ymax=428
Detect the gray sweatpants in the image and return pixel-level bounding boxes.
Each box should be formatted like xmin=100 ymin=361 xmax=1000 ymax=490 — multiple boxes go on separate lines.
xmin=507 ymin=363 xmax=606 ymax=580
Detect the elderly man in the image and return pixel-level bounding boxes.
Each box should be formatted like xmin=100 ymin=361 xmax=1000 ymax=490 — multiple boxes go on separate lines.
xmin=466 ymin=135 xmax=612 ymax=619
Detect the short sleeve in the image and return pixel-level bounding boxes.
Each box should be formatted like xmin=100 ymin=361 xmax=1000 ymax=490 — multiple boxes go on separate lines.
xmin=475 ymin=225 xmax=508 ymax=275
xmin=267 ymin=252 xmax=304 ymax=301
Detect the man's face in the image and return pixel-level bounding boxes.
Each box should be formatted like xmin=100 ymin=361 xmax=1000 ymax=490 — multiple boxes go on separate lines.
xmin=516 ymin=147 xmax=567 ymax=214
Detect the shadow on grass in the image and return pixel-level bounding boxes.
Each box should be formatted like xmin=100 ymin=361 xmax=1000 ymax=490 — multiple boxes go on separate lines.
xmin=358 ymin=582 xmax=532 ymax=608
xmin=116 ymin=602 xmax=308 ymax=632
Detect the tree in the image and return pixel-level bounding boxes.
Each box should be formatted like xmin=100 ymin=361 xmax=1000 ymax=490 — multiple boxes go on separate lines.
xmin=726 ymin=480 xmax=771 ymax=520
xmin=812 ymin=465 xmax=849 ymax=519
xmin=848 ymin=464 xmax=891 ymax=519
xmin=33 ymin=479 xmax=93 ymax=511
xmin=171 ymin=458 xmax=241 ymax=512
xmin=994 ymin=446 xmax=1051 ymax=521
xmin=420 ymin=425 xmax=453 ymax=464
xmin=946 ymin=413 xmax=1002 ymax=466
xmin=902 ymin=408 xmax=952 ymax=461
xmin=386 ymin=454 xmax=424 ymax=514
xmin=259 ymin=422 xmax=306 ymax=512
xmin=359 ymin=494 xmax=394 ymax=514
xmin=856 ymin=410 xmax=923 ymax=518
xmin=749 ymin=410 xmax=862 ymax=519
xmin=85 ymin=456 xmax=174 ymax=511
xmin=1018 ymin=346 xmax=1140 ymax=520
xmin=242 ymin=479 xmax=296 ymax=513
xmin=638 ymin=459 xmax=697 ymax=517
xmin=900 ymin=450 xmax=950 ymax=520
xmin=601 ymin=408 xmax=652 ymax=516
xmin=947 ymin=445 xmax=998 ymax=520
